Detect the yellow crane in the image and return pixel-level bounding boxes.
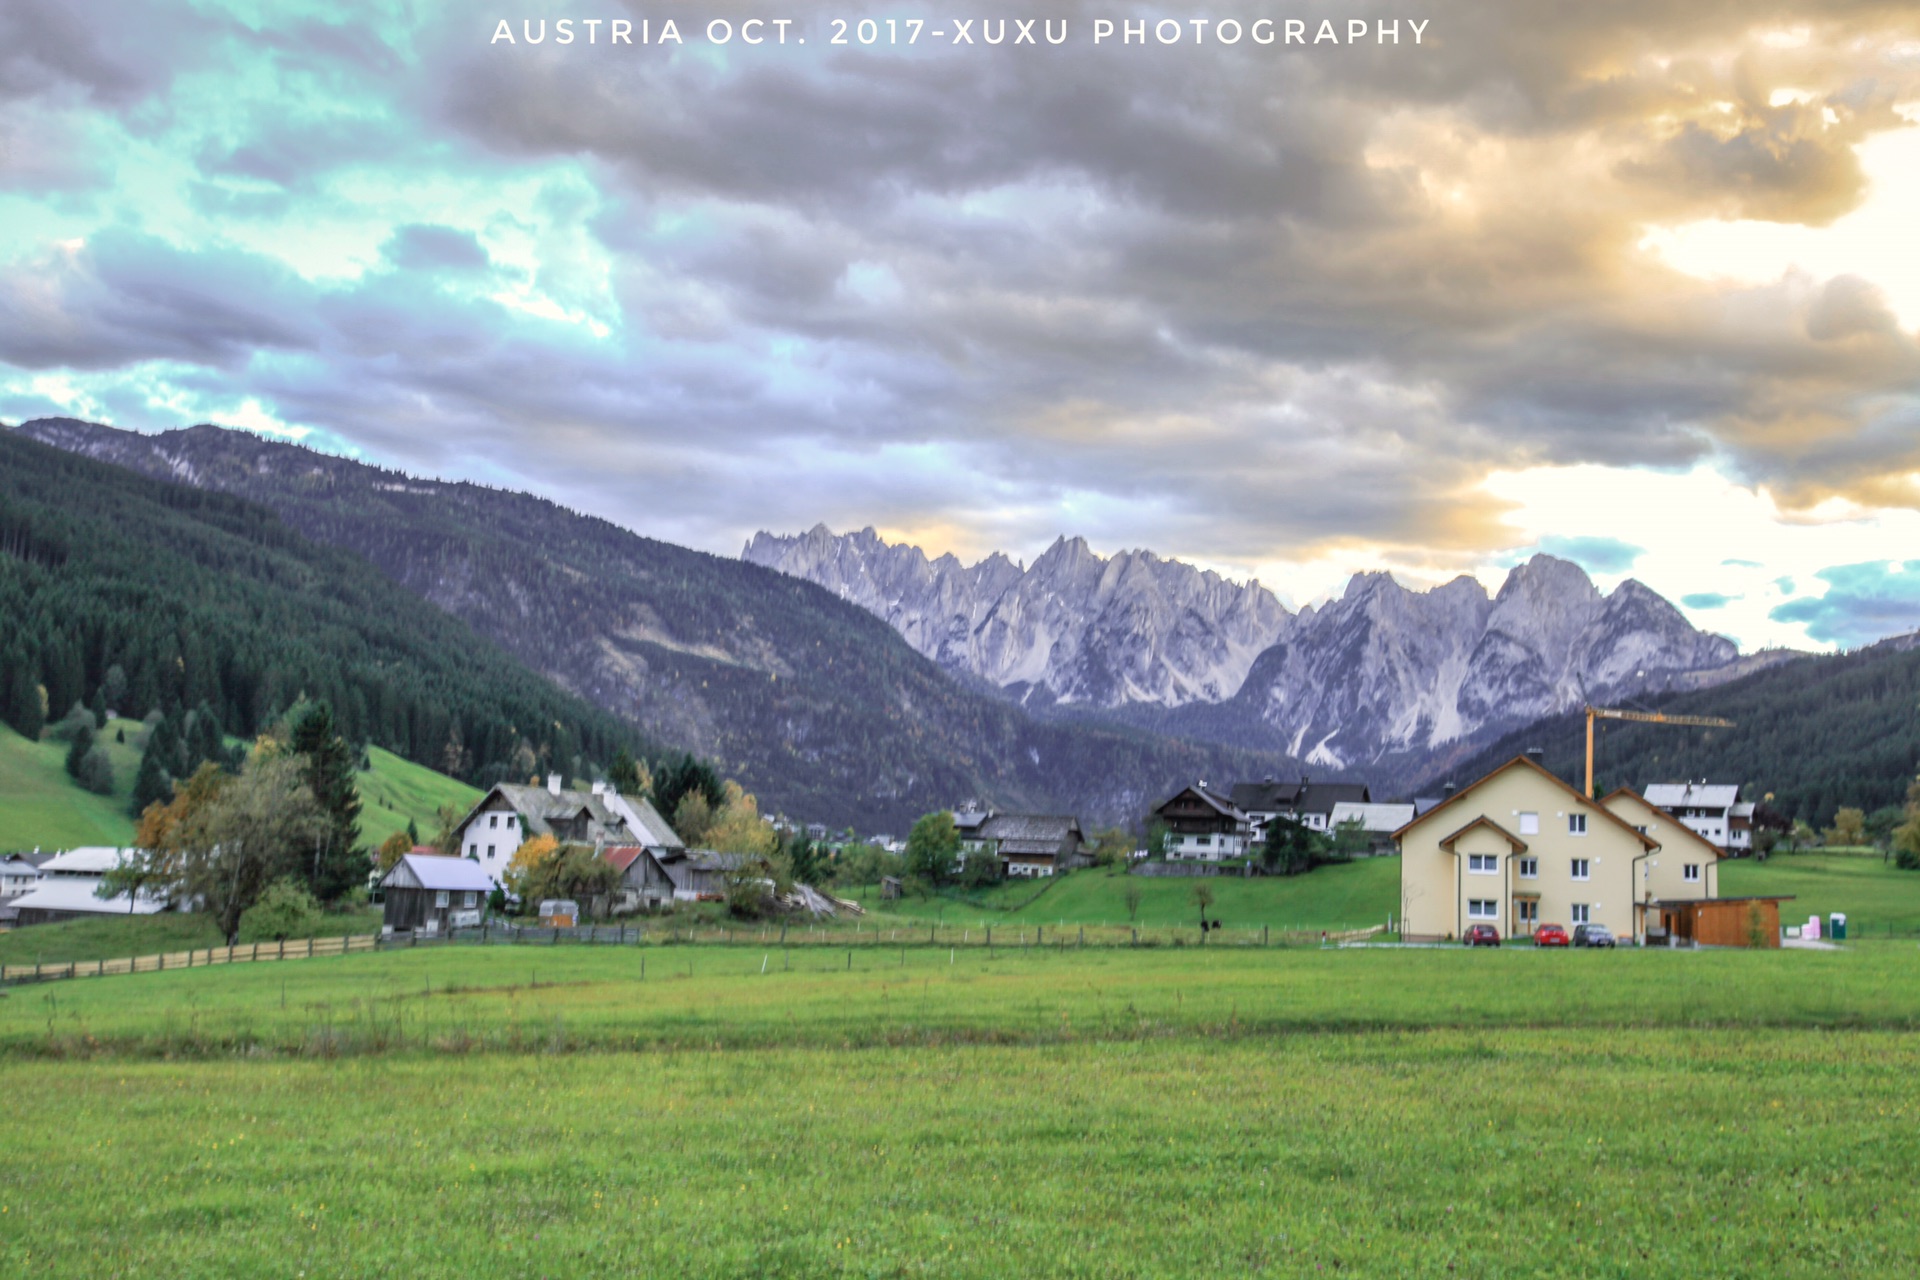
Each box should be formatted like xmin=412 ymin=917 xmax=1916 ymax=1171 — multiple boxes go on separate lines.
xmin=1584 ymin=706 xmax=1735 ymax=797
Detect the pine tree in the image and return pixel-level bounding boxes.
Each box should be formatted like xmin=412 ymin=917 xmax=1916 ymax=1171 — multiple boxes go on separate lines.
xmin=130 ymin=745 xmax=172 ymax=818
xmin=287 ymin=700 xmax=368 ymax=903
xmin=65 ymin=722 xmax=94 ymax=780
xmin=2 ymin=659 xmax=43 ymax=740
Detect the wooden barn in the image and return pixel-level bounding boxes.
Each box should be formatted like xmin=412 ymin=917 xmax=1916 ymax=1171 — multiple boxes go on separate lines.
xmin=380 ymin=853 xmax=495 ymax=935
xmin=1652 ymin=896 xmax=1794 ymax=948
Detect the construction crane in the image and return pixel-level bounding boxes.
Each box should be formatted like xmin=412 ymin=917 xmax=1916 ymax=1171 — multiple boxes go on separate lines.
xmin=1584 ymin=706 xmax=1734 ymax=797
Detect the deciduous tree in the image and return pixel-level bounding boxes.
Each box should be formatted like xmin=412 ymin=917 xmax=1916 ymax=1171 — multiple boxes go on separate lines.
xmin=905 ymin=811 xmax=961 ymax=887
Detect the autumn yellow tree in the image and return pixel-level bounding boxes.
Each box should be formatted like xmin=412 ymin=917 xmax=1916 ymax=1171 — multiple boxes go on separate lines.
xmin=704 ymin=781 xmax=778 ymax=857
xmin=504 ymin=833 xmax=560 ymax=897
xmin=376 ymin=830 xmax=413 ymax=873
xmin=1825 ymin=807 xmax=1867 ymax=848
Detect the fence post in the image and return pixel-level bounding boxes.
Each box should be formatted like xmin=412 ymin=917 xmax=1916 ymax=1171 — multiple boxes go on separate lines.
xmin=1264 ymin=925 xmax=1269 ymax=946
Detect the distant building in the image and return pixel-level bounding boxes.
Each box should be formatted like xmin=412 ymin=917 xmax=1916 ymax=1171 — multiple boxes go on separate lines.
xmin=1153 ymin=785 xmax=1252 ymax=861
xmin=962 ymin=814 xmax=1086 ymax=878
xmin=379 ymin=853 xmax=495 ymax=935
xmin=1641 ymin=783 xmax=1749 ymax=853
xmin=0 ymin=855 xmax=44 ymax=900
xmin=1327 ymin=801 xmax=1417 ymax=853
xmin=1228 ymin=776 xmax=1373 ymax=835
xmin=449 ymin=774 xmax=682 ymax=888
xmin=8 ymin=847 xmax=166 ymax=926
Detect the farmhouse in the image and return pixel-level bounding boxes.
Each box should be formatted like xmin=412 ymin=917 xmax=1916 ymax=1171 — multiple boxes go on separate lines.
xmin=6 ymin=847 xmax=167 ymax=926
xmin=1153 ymin=784 xmax=1251 ymax=860
xmin=651 ymin=849 xmax=773 ymax=902
xmin=379 ymin=853 xmax=495 ymax=935
xmin=1229 ymin=777 xmax=1374 ymax=835
xmin=450 ymin=774 xmax=683 ymax=888
xmin=0 ymin=855 xmax=44 ymax=899
xmin=603 ymin=844 xmax=677 ymax=911
xmin=959 ymin=813 xmax=1087 ymax=878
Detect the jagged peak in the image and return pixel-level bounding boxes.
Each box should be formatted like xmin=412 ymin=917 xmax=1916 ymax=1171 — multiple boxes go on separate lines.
xmin=1496 ymin=553 xmax=1600 ymax=602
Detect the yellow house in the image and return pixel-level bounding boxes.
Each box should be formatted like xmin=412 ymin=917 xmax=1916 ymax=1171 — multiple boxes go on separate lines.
xmin=1395 ymin=755 xmax=1716 ymax=943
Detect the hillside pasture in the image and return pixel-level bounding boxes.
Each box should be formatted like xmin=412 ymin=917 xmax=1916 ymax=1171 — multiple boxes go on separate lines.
xmin=0 ymin=719 xmax=144 ymax=851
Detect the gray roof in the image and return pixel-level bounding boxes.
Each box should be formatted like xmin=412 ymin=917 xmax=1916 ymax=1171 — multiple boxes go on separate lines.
xmin=1643 ymin=783 xmax=1740 ymax=811
xmin=977 ymin=813 xmax=1084 ymax=858
xmin=40 ymin=847 xmax=136 ymax=875
xmin=1328 ymin=802 xmax=1416 ymax=832
xmin=8 ymin=878 xmax=164 ymax=916
xmin=384 ymin=853 xmax=497 ymax=893
xmin=1229 ymin=780 xmax=1307 ymax=812
xmin=1296 ymin=782 xmax=1372 ymax=815
xmin=461 ymin=783 xmax=682 ymax=849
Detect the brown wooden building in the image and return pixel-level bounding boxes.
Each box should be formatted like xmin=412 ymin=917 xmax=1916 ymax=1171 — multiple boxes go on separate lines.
xmin=1651 ymin=896 xmax=1793 ymax=948
xmin=380 ymin=853 xmax=496 ymax=935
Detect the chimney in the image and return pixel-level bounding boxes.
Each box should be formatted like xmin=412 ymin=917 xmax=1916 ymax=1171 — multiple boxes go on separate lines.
xmin=1526 ymin=747 xmax=1545 ymax=763
xmin=591 ymin=780 xmax=607 ymax=798
xmin=547 ymin=773 xmax=562 ymax=795
xmin=1444 ymin=782 xmax=1457 ymax=797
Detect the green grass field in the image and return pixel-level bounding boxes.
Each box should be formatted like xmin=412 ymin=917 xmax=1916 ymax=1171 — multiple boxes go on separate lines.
xmin=354 ymin=745 xmax=482 ymax=850
xmin=0 ymin=907 xmax=382 ymax=968
xmin=3 ymin=945 xmax=1919 ymax=1276
xmin=846 ymin=857 xmax=1403 ymax=930
xmin=0 ymin=719 xmax=145 ymax=851
xmin=1723 ymin=851 xmax=1920 ymax=936
xmin=0 ymin=724 xmax=474 ymax=855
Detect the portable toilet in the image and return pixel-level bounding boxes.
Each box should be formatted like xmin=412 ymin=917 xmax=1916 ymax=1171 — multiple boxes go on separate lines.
xmin=1804 ymin=914 xmax=1821 ymax=941
xmin=1829 ymin=912 xmax=1847 ymax=941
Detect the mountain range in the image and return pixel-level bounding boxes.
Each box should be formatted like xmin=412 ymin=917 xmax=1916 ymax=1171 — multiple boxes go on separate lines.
xmin=744 ymin=525 xmax=1763 ymax=780
xmin=10 ymin=418 xmax=1296 ymax=830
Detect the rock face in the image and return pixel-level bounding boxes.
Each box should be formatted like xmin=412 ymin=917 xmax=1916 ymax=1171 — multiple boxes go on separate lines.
xmin=747 ymin=527 xmax=1740 ymax=771
xmin=743 ymin=526 xmax=1292 ymax=708
xmin=1237 ymin=558 xmax=1738 ymax=770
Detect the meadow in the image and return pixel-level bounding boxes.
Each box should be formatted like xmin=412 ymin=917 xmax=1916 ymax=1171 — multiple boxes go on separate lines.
xmin=3 ymin=944 xmax=1919 ymax=1276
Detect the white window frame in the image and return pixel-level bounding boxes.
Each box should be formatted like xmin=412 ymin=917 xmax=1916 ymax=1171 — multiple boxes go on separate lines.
xmin=1683 ymin=863 xmax=1701 ymax=883
xmin=1516 ymin=899 xmax=1538 ymax=924
xmin=1518 ymin=856 xmax=1538 ymax=879
xmin=434 ymin=890 xmax=449 ymax=908
xmin=1571 ymin=903 xmax=1590 ymax=924
xmin=1570 ymin=858 xmax=1590 ymax=881
xmin=1568 ymin=813 xmax=1587 ymax=836
xmin=1468 ymin=853 xmax=1498 ymax=874
xmin=1517 ymin=812 xmax=1539 ymax=835
xmin=1467 ymin=899 xmax=1497 ymax=920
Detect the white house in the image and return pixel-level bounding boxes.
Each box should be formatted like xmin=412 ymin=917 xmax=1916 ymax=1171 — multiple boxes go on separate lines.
xmin=449 ymin=774 xmax=683 ymax=889
xmin=1641 ymin=783 xmax=1749 ymax=853
xmin=0 ymin=855 xmax=44 ymax=900
xmin=8 ymin=848 xmax=166 ymax=925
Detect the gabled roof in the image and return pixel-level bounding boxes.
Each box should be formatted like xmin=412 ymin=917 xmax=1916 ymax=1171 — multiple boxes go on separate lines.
xmin=1600 ymin=788 xmax=1730 ymax=860
xmin=1642 ymin=783 xmax=1740 ymax=811
xmin=1438 ymin=815 xmax=1528 ymax=854
xmin=1329 ymin=801 xmax=1416 ymax=833
xmin=976 ymin=814 xmax=1082 ymax=844
xmin=40 ymin=847 xmax=136 ymax=875
xmin=9 ymin=878 xmax=164 ymax=915
xmin=1157 ymin=785 xmax=1247 ymax=821
xmin=1392 ymin=754 xmax=1657 ymax=850
xmin=601 ymin=845 xmax=646 ymax=873
xmin=1229 ymin=780 xmax=1307 ymax=812
xmin=1297 ymin=782 xmax=1371 ymax=815
xmin=383 ymin=853 xmax=496 ymax=893
xmin=455 ymin=782 xmax=682 ymax=849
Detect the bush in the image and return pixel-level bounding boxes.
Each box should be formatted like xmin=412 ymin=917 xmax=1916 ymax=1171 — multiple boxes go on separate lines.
xmin=239 ymin=878 xmax=324 ymax=942
xmin=77 ymin=743 xmax=114 ymax=795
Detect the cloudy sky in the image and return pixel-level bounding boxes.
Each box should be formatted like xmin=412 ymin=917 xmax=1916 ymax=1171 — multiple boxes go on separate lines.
xmin=3 ymin=1 xmax=1919 ymax=651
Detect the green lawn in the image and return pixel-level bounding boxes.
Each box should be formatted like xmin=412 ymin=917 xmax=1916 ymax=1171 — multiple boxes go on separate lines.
xmin=0 ymin=719 xmax=145 ymax=852
xmin=355 ymin=745 xmax=482 ymax=850
xmin=845 ymin=857 xmax=1402 ymax=930
xmin=0 ymin=907 xmax=382 ymax=968
xmin=3 ymin=945 xmax=1920 ymax=1276
xmin=1723 ymin=851 xmax=1920 ymax=935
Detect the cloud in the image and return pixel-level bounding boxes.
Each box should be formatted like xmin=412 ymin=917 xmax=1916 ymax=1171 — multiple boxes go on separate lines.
xmin=384 ymin=225 xmax=491 ymax=273
xmin=1722 ymin=559 xmax=1764 ymax=568
xmin=1769 ymin=559 xmax=1920 ymax=646
xmin=1681 ymin=592 xmax=1737 ymax=609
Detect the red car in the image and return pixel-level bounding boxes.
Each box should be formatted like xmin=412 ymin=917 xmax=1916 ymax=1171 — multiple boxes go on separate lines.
xmin=1463 ymin=923 xmax=1501 ymax=947
xmin=1533 ymin=924 xmax=1569 ymax=947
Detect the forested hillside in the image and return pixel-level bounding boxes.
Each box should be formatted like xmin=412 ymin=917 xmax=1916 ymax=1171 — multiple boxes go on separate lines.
xmin=14 ymin=419 xmax=1298 ymax=829
xmin=0 ymin=431 xmax=648 ymax=788
xmin=1432 ymin=634 xmax=1920 ymax=824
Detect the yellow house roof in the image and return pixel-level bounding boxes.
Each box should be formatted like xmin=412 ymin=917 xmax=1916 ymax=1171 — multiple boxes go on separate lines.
xmin=1393 ymin=754 xmax=1658 ymax=850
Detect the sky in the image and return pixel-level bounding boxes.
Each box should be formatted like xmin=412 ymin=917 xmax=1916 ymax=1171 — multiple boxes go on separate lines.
xmin=1 ymin=2 xmax=1918 ymax=652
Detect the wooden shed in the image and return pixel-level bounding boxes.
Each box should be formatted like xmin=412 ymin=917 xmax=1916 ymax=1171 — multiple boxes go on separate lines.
xmin=381 ymin=853 xmax=495 ymax=935
xmin=1652 ymin=896 xmax=1793 ymax=948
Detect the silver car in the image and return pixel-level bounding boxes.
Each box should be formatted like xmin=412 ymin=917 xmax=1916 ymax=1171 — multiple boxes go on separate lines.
xmin=1572 ymin=923 xmax=1616 ymax=949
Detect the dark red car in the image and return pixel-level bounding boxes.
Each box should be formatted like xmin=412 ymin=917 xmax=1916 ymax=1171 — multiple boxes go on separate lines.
xmin=1463 ymin=923 xmax=1501 ymax=947
xmin=1533 ymin=924 xmax=1569 ymax=947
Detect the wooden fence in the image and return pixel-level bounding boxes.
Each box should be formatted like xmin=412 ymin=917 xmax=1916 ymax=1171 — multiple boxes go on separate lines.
xmin=0 ymin=933 xmax=379 ymax=986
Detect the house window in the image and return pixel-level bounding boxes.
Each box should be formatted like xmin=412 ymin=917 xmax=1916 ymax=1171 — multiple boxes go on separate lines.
xmin=1683 ymin=863 xmax=1701 ymax=883
xmin=1196 ymin=834 xmax=1211 ymax=847
xmin=1571 ymin=903 xmax=1590 ymax=924
xmin=434 ymin=890 xmax=449 ymax=908
xmin=489 ymin=814 xmax=498 ymax=829
xmin=1518 ymin=812 xmax=1539 ymax=835
xmin=1568 ymin=814 xmax=1587 ymax=835
xmin=467 ymin=843 xmax=478 ymax=857
xmin=1518 ymin=857 xmax=1538 ymax=878
xmin=462 ymin=892 xmax=476 ymax=908
xmin=1467 ymin=899 xmax=1497 ymax=920
xmin=506 ymin=815 xmax=517 ymax=828
xmin=1516 ymin=900 xmax=1538 ymax=925
xmin=1571 ymin=859 xmax=1590 ymax=881
xmin=487 ymin=845 xmax=496 ymax=860
xmin=1468 ymin=854 xmax=1498 ymax=874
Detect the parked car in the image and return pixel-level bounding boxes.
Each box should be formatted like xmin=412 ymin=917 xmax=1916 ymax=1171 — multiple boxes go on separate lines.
xmin=1463 ymin=923 xmax=1501 ymax=947
xmin=1572 ymin=923 xmax=1616 ymax=949
xmin=1533 ymin=923 xmax=1569 ymax=947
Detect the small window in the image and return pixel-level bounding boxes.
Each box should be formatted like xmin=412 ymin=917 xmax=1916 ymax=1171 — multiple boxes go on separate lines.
xmin=1571 ymin=903 xmax=1590 ymax=924
xmin=489 ymin=814 xmax=499 ymax=829
xmin=435 ymin=890 xmax=449 ymax=908
xmin=506 ymin=815 xmax=517 ymax=828
xmin=462 ymin=891 xmax=476 ymax=908
xmin=487 ymin=845 xmax=496 ymax=860
xmin=467 ymin=843 xmax=478 ymax=857
xmin=1468 ymin=854 xmax=1498 ymax=874
xmin=1518 ymin=857 xmax=1538 ymax=878
xmin=1518 ymin=812 xmax=1539 ymax=836
xmin=1571 ymin=858 xmax=1590 ymax=881
xmin=1683 ymin=863 xmax=1700 ymax=883
xmin=1568 ymin=814 xmax=1587 ymax=835
xmin=1467 ymin=899 xmax=1497 ymax=920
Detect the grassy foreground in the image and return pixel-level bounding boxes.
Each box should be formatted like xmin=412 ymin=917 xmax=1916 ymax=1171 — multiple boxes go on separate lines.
xmin=5 ymin=947 xmax=1920 ymax=1276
